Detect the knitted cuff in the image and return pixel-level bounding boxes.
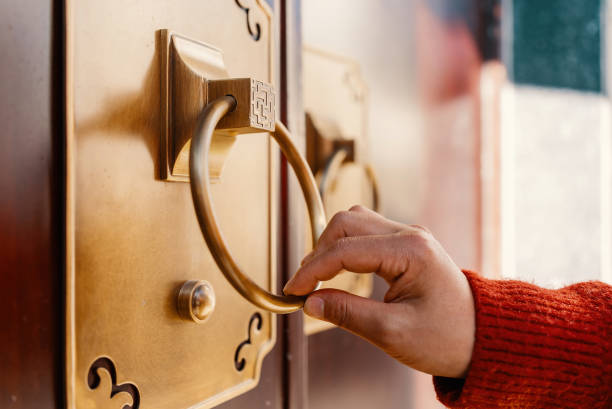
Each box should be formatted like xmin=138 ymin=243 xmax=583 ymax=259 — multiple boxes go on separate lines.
xmin=434 ymin=270 xmax=612 ymax=409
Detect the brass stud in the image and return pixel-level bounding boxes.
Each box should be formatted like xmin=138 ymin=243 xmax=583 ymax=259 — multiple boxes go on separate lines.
xmin=177 ymin=280 xmax=216 ymax=323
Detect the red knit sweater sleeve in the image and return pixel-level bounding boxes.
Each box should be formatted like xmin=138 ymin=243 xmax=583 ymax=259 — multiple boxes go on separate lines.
xmin=434 ymin=270 xmax=612 ymax=409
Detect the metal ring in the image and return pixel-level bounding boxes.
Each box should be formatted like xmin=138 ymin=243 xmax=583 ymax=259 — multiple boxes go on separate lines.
xmin=318 ymin=148 xmax=348 ymax=200
xmin=318 ymin=148 xmax=380 ymax=212
xmin=190 ymin=95 xmax=326 ymax=314
xmin=363 ymin=163 xmax=380 ymax=212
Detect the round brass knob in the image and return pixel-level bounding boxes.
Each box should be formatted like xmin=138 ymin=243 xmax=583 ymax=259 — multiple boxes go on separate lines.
xmin=189 ymin=95 xmax=326 ymax=314
xmin=177 ymin=280 xmax=216 ymax=323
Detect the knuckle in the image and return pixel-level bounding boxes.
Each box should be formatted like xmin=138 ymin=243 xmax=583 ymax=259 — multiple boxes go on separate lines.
xmin=398 ymin=230 xmax=435 ymax=253
xmin=348 ymin=204 xmax=367 ymax=213
xmin=414 ymin=228 xmax=433 ymax=244
xmin=329 ymin=297 xmax=351 ymax=328
xmin=330 ymin=236 xmax=351 ymax=254
xmin=409 ymin=224 xmax=431 ymax=234
xmin=329 ymin=210 xmax=351 ymax=227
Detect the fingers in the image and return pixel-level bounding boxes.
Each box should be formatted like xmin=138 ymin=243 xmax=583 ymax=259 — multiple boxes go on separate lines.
xmin=286 ymin=233 xmax=415 ymax=295
xmin=301 ymin=205 xmax=403 ymax=266
xmin=304 ymin=289 xmax=406 ymax=348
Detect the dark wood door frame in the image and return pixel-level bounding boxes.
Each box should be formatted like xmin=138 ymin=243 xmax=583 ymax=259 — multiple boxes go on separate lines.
xmin=0 ymin=0 xmax=66 ymax=408
xmin=279 ymin=1 xmax=308 ymax=409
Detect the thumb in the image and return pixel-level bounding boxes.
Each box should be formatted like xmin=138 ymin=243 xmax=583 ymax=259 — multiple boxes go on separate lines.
xmin=304 ymin=289 xmax=396 ymax=347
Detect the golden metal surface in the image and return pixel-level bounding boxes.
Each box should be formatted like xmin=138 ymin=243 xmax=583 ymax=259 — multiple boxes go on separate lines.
xmin=318 ymin=148 xmax=349 ymax=200
xmin=66 ymin=2 xmax=283 ymax=408
xmin=364 ymin=163 xmax=380 ymax=212
xmin=177 ymin=280 xmax=216 ymax=323
xmin=190 ymin=92 xmax=325 ymax=313
xmin=319 ymin=148 xmax=380 ymax=212
xmin=303 ymin=47 xmax=376 ymax=335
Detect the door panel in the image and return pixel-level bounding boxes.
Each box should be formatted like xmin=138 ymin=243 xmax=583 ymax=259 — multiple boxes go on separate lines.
xmin=66 ymin=1 xmax=283 ymax=408
xmin=302 ymin=47 xmax=375 ymax=335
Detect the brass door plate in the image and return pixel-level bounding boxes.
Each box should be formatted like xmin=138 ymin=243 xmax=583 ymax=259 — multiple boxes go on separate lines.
xmin=302 ymin=47 xmax=374 ymax=335
xmin=65 ymin=1 xmax=278 ymax=408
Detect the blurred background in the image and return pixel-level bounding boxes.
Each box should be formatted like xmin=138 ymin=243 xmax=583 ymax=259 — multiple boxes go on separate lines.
xmin=302 ymin=0 xmax=611 ymax=407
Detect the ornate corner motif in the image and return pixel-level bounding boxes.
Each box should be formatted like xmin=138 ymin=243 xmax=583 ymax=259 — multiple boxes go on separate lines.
xmin=234 ymin=312 xmax=263 ymax=371
xmin=88 ymin=357 xmax=141 ymax=409
xmin=342 ymin=68 xmax=367 ymax=102
xmin=234 ymin=0 xmax=261 ymax=41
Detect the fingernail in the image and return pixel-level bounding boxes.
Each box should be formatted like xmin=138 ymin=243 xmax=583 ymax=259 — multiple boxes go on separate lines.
xmin=304 ymin=296 xmax=324 ymax=319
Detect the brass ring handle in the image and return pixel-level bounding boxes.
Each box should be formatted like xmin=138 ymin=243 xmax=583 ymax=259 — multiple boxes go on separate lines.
xmin=318 ymin=148 xmax=380 ymax=212
xmin=190 ymin=95 xmax=326 ymax=314
xmin=318 ymin=148 xmax=348 ymax=200
xmin=364 ymin=163 xmax=380 ymax=212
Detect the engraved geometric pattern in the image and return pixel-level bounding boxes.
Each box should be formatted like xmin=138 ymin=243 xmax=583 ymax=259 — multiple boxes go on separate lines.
xmin=250 ymin=79 xmax=275 ymax=131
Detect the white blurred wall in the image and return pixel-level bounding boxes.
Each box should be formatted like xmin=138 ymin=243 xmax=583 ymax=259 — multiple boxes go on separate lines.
xmin=302 ymin=0 xmax=423 ymax=223
xmin=501 ymin=85 xmax=612 ymax=287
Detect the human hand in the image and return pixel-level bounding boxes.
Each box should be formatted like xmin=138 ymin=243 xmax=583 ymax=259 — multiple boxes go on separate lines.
xmin=283 ymin=206 xmax=475 ymax=378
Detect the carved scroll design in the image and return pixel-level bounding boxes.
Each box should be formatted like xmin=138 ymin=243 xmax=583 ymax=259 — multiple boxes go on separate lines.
xmin=234 ymin=0 xmax=261 ymax=41
xmin=87 ymin=357 xmax=141 ymax=409
xmin=234 ymin=312 xmax=263 ymax=371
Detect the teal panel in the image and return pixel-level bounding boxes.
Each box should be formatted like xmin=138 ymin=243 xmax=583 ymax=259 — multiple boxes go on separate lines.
xmin=512 ymin=0 xmax=604 ymax=93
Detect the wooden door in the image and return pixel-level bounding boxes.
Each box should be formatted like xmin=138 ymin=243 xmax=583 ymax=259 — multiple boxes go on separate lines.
xmin=1 ymin=1 xmax=292 ymax=408
xmin=0 ymin=1 xmax=64 ymax=408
